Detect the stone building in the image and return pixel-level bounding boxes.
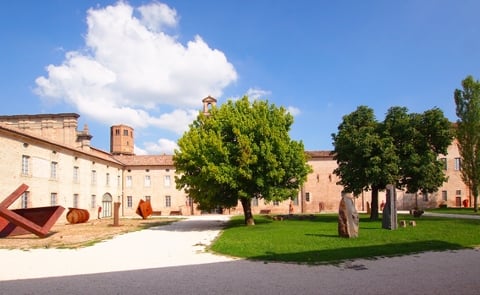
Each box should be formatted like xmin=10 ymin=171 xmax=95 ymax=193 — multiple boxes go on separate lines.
xmin=0 ymin=99 xmax=471 ymax=224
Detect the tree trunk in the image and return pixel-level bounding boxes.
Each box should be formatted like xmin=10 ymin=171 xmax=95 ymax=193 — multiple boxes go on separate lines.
xmin=473 ymin=189 xmax=478 ymax=213
xmin=370 ymin=186 xmax=379 ymax=220
xmin=240 ymin=197 xmax=255 ymax=225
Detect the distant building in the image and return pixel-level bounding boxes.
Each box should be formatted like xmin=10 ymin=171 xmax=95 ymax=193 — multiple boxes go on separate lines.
xmin=0 ymin=98 xmax=470 ymax=223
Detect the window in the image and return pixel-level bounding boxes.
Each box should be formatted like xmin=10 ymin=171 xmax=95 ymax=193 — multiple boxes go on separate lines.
xmin=252 ymin=197 xmax=259 ymax=207
xmin=442 ymin=190 xmax=448 ymax=201
xmin=454 ymin=158 xmax=461 ymax=171
xmin=456 ymin=190 xmax=462 ymax=196
xmin=21 ymin=192 xmax=28 ymax=209
xmin=126 ymin=175 xmax=132 ymax=187
xmin=127 ymin=196 xmax=133 ymax=208
xmin=186 ymin=196 xmax=193 ymax=207
xmin=422 ymin=192 xmax=428 ymax=201
xmin=50 ymin=162 xmax=57 ymax=179
xmin=91 ymin=170 xmax=97 ymax=185
xmin=440 ymin=158 xmax=447 ymax=170
xmin=73 ymin=166 xmax=79 ymax=183
xmin=50 ymin=193 xmax=57 ymax=206
xmin=91 ymin=195 xmax=97 ymax=209
xmin=123 ymin=129 xmax=129 ymax=136
xmin=273 ymin=200 xmax=279 ymax=206
xmin=144 ymin=175 xmax=151 ymax=187
xmin=305 ymin=192 xmax=311 ymax=202
xmin=165 ymin=195 xmax=171 ymax=207
xmin=115 ymin=129 xmax=120 ymax=135
xmin=145 ymin=196 xmax=151 ymax=202
xmin=73 ymin=194 xmax=79 ymax=208
xmin=106 ymin=173 xmax=110 ymax=186
xmin=21 ymin=155 xmax=29 ymax=175
xmin=164 ymin=175 xmax=171 ymax=187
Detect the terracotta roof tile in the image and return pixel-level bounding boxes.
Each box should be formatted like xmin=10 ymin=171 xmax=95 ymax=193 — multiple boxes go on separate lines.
xmin=113 ymin=154 xmax=174 ymax=166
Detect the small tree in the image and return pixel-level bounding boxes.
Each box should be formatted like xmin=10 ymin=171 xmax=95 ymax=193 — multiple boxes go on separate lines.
xmin=454 ymin=75 xmax=480 ymax=212
xmin=174 ymin=97 xmax=311 ymax=225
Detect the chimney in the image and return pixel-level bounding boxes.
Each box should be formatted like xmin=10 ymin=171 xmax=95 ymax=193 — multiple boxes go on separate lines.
xmin=77 ymin=124 xmax=93 ymax=151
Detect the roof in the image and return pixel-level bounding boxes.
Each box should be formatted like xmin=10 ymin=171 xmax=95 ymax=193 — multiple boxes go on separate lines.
xmin=0 ymin=124 xmax=123 ymax=165
xmin=306 ymin=150 xmax=335 ymax=160
xmin=202 ymin=96 xmax=217 ymax=103
xmin=113 ymin=154 xmax=174 ymax=167
xmin=1 ymin=116 xmax=333 ymax=168
xmin=0 ymin=113 xmax=80 ymax=120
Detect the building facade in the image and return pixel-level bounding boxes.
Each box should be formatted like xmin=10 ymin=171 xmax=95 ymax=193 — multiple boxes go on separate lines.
xmin=0 ymin=105 xmax=471 ymax=224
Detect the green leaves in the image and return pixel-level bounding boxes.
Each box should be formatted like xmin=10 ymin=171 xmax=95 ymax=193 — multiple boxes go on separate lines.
xmin=173 ymin=96 xmax=311 ymax=217
xmin=332 ymin=105 xmax=453 ymax=196
xmin=454 ymin=75 xmax=480 ymax=210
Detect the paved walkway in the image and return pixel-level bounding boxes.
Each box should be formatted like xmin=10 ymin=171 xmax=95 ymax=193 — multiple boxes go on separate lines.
xmin=0 ymin=215 xmax=236 ymax=281
xmin=0 ymin=214 xmax=479 ymax=294
xmin=423 ymin=211 xmax=480 ymax=219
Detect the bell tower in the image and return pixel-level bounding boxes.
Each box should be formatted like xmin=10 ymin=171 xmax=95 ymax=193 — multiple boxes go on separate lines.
xmin=110 ymin=124 xmax=134 ymax=155
xmin=202 ymin=96 xmax=217 ymax=115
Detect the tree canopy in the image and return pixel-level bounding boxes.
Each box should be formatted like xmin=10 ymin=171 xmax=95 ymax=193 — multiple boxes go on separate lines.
xmin=454 ymin=75 xmax=480 ymax=212
xmin=173 ymin=96 xmax=311 ymax=225
xmin=332 ymin=105 xmax=452 ymax=220
xmin=384 ymin=107 xmax=452 ymax=195
xmin=332 ymin=106 xmax=399 ymax=220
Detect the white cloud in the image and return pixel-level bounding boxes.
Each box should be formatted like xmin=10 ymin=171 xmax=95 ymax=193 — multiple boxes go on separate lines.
xmin=243 ymin=88 xmax=299 ymax=116
xmin=144 ymin=138 xmax=179 ymax=154
xmin=34 ymin=1 xmax=237 ymax=150
xmin=246 ymin=88 xmax=271 ymax=100
xmin=287 ymin=106 xmax=301 ymax=116
xmin=134 ymin=145 xmax=148 ymax=155
xmin=148 ymin=108 xmax=199 ymax=134
xmin=137 ymin=2 xmax=178 ymax=32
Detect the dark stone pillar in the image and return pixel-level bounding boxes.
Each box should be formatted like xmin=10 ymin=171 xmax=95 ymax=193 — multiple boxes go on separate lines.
xmin=382 ymin=185 xmax=397 ymax=230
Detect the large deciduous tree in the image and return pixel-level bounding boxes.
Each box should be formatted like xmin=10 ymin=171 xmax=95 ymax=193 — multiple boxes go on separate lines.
xmin=332 ymin=105 xmax=452 ymax=220
xmin=454 ymin=75 xmax=480 ymax=212
xmin=332 ymin=106 xmax=399 ymax=220
xmin=383 ymin=107 xmax=452 ymax=205
xmin=174 ymin=96 xmax=312 ymax=225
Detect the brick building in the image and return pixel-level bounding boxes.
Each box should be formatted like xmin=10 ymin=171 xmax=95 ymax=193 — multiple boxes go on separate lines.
xmin=0 ymin=100 xmax=471 ymax=223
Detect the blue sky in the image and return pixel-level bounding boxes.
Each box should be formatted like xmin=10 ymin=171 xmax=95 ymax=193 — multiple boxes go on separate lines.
xmin=1 ymin=1 xmax=480 ymax=154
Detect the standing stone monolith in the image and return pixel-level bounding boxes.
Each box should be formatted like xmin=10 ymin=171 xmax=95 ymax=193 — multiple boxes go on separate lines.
xmin=338 ymin=192 xmax=359 ymax=238
xmin=382 ymin=184 xmax=398 ymax=230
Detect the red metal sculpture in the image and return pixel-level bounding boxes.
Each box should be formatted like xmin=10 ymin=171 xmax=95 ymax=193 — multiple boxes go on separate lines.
xmin=136 ymin=199 xmax=153 ymax=219
xmin=0 ymin=184 xmax=65 ymax=238
xmin=66 ymin=208 xmax=90 ymax=224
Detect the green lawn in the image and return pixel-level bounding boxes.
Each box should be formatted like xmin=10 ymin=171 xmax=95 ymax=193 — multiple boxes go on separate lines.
xmin=210 ymin=214 xmax=480 ymax=264
xmin=426 ymin=207 xmax=480 ymax=215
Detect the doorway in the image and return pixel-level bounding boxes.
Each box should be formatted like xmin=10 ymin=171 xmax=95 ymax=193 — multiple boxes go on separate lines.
xmin=102 ymin=193 xmax=113 ymax=217
xmin=455 ymin=196 xmax=461 ymax=207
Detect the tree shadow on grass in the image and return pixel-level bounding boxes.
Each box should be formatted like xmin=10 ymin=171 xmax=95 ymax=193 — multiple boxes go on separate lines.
xmin=226 ymin=214 xmax=342 ymax=229
xmin=223 ymin=216 xmax=274 ymax=228
xmin=247 ymin=240 xmax=466 ymax=265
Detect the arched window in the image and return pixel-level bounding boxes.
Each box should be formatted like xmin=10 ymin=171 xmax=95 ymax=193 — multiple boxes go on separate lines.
xmin=102 ymin=193 xmax=113 ymax=217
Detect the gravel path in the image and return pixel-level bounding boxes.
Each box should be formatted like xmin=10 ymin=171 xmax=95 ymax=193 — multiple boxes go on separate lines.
xmin=0 ymin=215 xmax=236 ymax=281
